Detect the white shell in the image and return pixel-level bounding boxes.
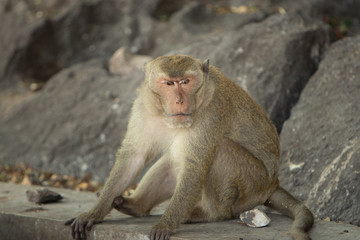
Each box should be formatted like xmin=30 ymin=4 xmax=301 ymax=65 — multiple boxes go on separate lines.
xmin=240 ymin=209 xmax=271 ymax=228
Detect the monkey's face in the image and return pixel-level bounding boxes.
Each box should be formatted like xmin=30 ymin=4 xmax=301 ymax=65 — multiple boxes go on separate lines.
xmin=146 ymin=55 xmax=207 ymax=128
xmin=153 ymin=75 xmax=198 ymax=128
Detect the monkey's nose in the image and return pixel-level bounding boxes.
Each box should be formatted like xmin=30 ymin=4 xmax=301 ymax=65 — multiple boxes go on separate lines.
xmin=176 ymin=97 xmax=183 ymax=104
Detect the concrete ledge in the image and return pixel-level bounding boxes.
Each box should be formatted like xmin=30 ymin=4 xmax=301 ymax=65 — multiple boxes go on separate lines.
xmin=0 ymin=183 xmax=358 ymax=240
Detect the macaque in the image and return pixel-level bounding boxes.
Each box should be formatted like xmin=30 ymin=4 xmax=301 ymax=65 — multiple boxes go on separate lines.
xmin=65 ymin=55 xmax=313 ymax=240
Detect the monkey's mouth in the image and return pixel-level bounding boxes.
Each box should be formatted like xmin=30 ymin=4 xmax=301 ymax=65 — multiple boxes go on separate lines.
xmin=168 ymin=113 xmax=192 ymax=117
xmin=164 ymin=112 xmax=194 ymax=128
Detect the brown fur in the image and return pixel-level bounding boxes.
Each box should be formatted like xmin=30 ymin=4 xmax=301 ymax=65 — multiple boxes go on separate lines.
xmin=65 ymin=55 xmax=313 ymax=240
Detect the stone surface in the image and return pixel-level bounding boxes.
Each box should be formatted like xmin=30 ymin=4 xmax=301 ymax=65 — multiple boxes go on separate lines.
xmin=109 ymin=47 xmax=152 ymax=75
xmin=0 ymin=0 xmax=156 ymax=123
xmin=0 ymin=0 xmax=51 ymax=89
xmin=149 ymin=0 xmax=273 ymax=57
xmin=0 ymin=59 xmax=143 ymax=181
xmin=274 ymin=0 xmax=360 ymax=36
xmin=279 ymin=36 xmax=360 ymax=225
xmin=0 ymin=183 xmax=359 ymax=240
xmin=0 ymin=0 xmax=156 ymax=89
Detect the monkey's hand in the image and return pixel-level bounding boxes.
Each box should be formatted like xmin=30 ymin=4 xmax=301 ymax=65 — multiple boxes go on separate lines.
xmin=64 ymin=212 xmax=101 ymax=239
xmin=150 ymin=222 xmax=172 ymax=240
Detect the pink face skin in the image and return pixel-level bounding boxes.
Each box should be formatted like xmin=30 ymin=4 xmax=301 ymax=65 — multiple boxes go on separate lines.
xmin=158 ymin=76 xmax=196 ymax=117
xmin=150 ymin=75 xmax=199 ymax=128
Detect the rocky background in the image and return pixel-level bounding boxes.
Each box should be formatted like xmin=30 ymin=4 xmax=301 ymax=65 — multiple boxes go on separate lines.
xmin=0 ymin=0 xmax=359 ymax=226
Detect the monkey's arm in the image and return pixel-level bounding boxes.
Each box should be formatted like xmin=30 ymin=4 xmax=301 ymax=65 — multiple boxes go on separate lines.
xmin=65 ymin=103 xmax=154 ymax=239
xmin=95 ymin=147 xmax=148 ymax=217
xmin=64 ymin=143 xmax=148 ymax=239
xmin=150 ymin=135 xmax=216 ymax=240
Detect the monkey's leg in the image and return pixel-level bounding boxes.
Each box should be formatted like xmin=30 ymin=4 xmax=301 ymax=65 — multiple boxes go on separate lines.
xmin=182 ymin=205 xmax=209 ymax=223
xmin=113 ymin=155 xmax=176 ymax=217
xmin=198 ymin=138 xmax=276 ymax=222
xmin=185 ymin=191 xmax=237 ymax=223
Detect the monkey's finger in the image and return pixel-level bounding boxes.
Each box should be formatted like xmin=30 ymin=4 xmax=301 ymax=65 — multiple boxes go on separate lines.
xmin=151 ymin=229 xmax=168 ymax=240
xmin=79 ymin=221 xmax=87 ymax=239
xmin=150 ymin=229 xmax=156 ymax=240
xmin=160 ymin=229 xmax=170 ymax=240
xmin=86 ymin=220 xmax=94 ymax=231
xmin=74 ymin=221 xmax=81 ymax=240
xmin=70 ymin=221 xmax=76 ymax=239
xmin=164 ymin=230 xmax=171 ymax=240
xmin=65 ymin=218 xmax=75 ymax=225
xmin=159 ymin=230 xmax=165 ymax=240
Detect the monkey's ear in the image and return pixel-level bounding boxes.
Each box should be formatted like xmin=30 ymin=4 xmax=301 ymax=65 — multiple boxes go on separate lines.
xmin=202 ymin=59 xmax=210 ymax=73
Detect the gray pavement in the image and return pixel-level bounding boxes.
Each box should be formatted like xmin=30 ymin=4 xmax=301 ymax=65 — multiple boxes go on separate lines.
xmin=0 ymin=183 xmax=358 ymax=240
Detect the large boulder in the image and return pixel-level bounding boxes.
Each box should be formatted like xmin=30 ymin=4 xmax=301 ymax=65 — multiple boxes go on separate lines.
xmin=149 ymin=0 xmax=273 ymax=57
xmin=174 ymin=13 xmax=331 ymax=131
xmin=0 ymin=0 xmax=47 ymax=89
xmin=274 ymin=0 xmax=360 ymax=36
xmin=279 ymin=36 xmax=360 ymax=225
xmin=0 ymin=59 xmax=143 ymax=181
xmin=0 ymin=0 xmax=156 ymax=89
xmin=0 ymin=0 xmax=157 ymax=124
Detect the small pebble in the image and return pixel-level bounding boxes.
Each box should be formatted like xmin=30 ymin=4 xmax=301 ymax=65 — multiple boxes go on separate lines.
xmin=26 ymin=188 xmax=63 ymax=204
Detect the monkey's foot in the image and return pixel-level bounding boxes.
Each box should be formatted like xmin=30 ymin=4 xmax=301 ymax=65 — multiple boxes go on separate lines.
xmin=112 ymin=196 xmax=124 ymax=209
xmin=150 ymin=223 xmax=172 ymax=240
xmin=291 ymin=229 xmax=312 ymax=240
xmin=112 ymin=195 xmax=149 ymax=217
xmin=184 ymin=206 xmax=208 ymax=223
xmin=64 ymin=213 xmax=101 ymax=240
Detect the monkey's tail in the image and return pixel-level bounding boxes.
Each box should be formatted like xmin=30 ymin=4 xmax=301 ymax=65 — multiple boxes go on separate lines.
xmin=265 ymin=186 xmax=314 ymax=240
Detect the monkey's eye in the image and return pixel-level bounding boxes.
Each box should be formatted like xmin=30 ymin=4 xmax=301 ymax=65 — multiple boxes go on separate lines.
xmin=179 ymin=79 xmax=190 ymax=85
xmin=160 ymin=80 xmax=175 ymax=86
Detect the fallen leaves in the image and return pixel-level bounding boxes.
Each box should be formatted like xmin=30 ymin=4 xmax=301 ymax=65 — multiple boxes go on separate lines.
xmin=0 ymin=163 xmax=137 ymax=196
xmin=206 ymin=4 xmax=260 ymax=15
xmin=0 ymin=163 xmax=101 ymax=192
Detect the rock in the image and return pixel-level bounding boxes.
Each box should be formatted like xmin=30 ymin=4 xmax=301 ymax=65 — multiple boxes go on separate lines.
xmin=0 ymin=0 xmax=45 ymax=89
xmin=174 ymin=13 xmax=331 ymax=131
xmin=273 ymin=0 xmax=360 ymax=37
xmin=150 ymin=0 xmax=273 ymax=57
xmin=26 ymin=188 xmax=63 ymax=204
xmin=0 ymin=0 xmax=160 ymax=123
xmin=0 ymin=0 xmax=156 ymax=90
xmin=109 ymin=47 xmax=152 ymax=75
xmin=240 ymin=209 xmax=271 ymax=228
xmin=279 ymin=36 xmax=360 ymax=225
xmin=0 ymin=59 xmax=144 ymax=181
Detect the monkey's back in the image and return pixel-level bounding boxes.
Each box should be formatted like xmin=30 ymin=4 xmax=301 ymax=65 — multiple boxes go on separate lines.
xmin=210 ymin=66 xmax=280 ymax=178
